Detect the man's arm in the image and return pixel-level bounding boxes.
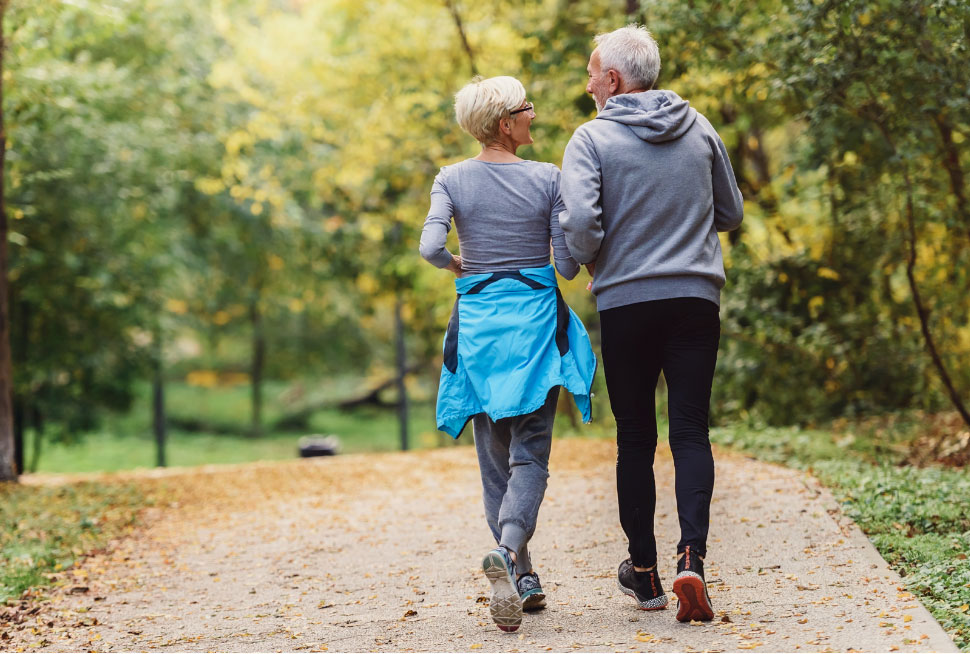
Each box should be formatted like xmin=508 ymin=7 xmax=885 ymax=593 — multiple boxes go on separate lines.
xmin=559 ymin=128 xmax=605 ymax=264
xmin=708 ymin=125 xmax=744 ymax=232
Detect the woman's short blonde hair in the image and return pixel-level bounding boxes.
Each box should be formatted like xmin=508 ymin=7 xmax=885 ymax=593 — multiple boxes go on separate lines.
xmin=454 ymin=76 xmax=527 ymax=145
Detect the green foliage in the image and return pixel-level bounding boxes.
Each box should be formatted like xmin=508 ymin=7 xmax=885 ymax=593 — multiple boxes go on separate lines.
xmin=714 ymin=0 xmax=970 ymax=424
xmin=0 ymin=481 xmax=146 ymax=601
xmin=6 ymin=0 xmax=970 ymax=443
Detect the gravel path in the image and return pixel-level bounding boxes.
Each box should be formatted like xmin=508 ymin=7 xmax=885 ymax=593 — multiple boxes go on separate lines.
xmin=7 ymin=438 xmax=959 ymax=652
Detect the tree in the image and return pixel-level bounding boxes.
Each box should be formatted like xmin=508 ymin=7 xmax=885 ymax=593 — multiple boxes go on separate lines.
xmin=0 ymin=0 xmax=16 ymax=482
xmin=772 ymin=0 xmax=970 ymax=431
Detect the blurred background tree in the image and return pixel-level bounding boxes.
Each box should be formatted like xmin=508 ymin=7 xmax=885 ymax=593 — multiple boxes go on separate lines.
xmin=2 ymin=0 xmax=968 ymax=473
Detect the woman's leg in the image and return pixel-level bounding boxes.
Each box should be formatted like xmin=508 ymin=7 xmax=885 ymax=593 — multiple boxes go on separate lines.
xmin=660 ymin=298 xmax=720 ymax=558
xmin=600 ymin=302 xmax=664 ymax=569
xmin=472 ymin=413 xmax=513 ymax=547
xmin=496 ymin=386 xmax=559 ymax=573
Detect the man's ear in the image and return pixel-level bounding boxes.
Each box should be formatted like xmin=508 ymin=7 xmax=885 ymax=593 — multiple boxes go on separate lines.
xmin=608 ymin=69 xmax=620 ymax=94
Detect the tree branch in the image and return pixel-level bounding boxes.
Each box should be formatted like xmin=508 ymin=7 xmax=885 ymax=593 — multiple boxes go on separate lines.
xmin=443 ymin=0 xmax=477 ymax=76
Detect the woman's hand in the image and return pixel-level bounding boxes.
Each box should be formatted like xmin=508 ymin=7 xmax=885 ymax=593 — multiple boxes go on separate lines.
xmin=585 ymin=261 xmax=595 ymax=291
xmin=445 ymin=254 xmax=463 ymax=276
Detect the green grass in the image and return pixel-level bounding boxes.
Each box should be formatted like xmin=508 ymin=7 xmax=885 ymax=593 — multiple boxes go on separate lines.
xmin=711 ymin=424 xmax=970 ymax=651
xmin=0 ymin=481 xmax=147 ymax=602
xmin=30 ymin=406 xmax=453 ymax=474
xmin=28 ymin=381 xmax=455 ymax=474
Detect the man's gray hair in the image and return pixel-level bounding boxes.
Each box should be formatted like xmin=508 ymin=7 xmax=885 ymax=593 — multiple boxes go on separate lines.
xmin=593 ymin=24 xmax=661 ymax=90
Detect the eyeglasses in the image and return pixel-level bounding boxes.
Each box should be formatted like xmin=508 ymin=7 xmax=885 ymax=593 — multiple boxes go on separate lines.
xmin=510 ymin=102 xmax=535 ymax=116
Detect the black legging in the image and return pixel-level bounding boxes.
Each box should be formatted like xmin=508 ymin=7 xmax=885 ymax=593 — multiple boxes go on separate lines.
xmin=599 ymin=297 xmax=720 ymax=568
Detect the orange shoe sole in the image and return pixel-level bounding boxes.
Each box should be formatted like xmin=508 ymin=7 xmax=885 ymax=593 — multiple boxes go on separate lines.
xmin=672 ymin=575 xmax=714 ymax=622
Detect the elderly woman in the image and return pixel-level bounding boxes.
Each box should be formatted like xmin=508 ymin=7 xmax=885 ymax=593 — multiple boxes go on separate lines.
xmin=419 ymin=76 xmax=596 ymax=633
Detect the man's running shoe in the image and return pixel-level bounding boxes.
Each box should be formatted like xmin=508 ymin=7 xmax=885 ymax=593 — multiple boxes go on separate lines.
xmin=482 ymin=546 xmax=523 ymax=632
xmin=617 ymin=558 xmax=669 ymax=610
xmin=672 ymin=545 xmax=714 ymax=622
xmin=517 ymin=572 xmax=546 ymax=611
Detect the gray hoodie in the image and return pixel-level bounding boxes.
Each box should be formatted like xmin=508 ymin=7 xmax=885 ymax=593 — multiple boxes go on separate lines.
xmin=560 ymin=90 xmax=743 ymax=311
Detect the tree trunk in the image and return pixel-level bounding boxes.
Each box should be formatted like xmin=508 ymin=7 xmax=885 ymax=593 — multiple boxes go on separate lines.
xmin=153 ymin=351 xmax=167 ymax=468
xmin=250 ymin=297 xmax=264 ymax=436
xmin=12 ymin=394 xmax=22 ymax=475
xmin=0 ymin=0 xmax=17 ymax=482
xmin=933 ymin=114 xmax=970 ymax=242
xmin=394 ymin=297 xmax=409 ymax=451
xmin=27 ymin=406 xmax=41 ymax=474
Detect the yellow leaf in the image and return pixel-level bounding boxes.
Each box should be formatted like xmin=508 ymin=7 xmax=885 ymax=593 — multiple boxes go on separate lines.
xmin=166 ymin=299 xmax=188 ymax=315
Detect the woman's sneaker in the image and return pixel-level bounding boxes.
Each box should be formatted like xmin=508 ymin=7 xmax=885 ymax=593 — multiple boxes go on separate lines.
xmin=617 ymin=559 xmax=669 ymax=610
xmin=672 ymin=545 xmax=714 ymax=622
xmin=482 ymin=546 xmax=523 ymax=632
xmin=517 ymin=572 xmax=546 ymax=611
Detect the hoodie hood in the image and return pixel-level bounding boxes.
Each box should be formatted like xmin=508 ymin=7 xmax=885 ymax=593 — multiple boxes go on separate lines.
xmin=595 ymin=90 xmax=697 ymax=143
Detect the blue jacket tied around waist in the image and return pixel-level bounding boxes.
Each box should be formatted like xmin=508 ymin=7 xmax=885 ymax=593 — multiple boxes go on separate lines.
xmin=436 ymin=265 xmax=597 ymax=438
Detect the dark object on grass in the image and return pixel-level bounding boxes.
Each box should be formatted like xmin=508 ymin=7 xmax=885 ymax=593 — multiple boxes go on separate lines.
xmin=298 ymin=435 xmax=340 ymax=457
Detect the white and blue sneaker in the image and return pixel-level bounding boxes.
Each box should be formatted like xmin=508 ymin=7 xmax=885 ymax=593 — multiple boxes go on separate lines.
xmin=517 ymin=571 xmax=546 ymax=611
xmin=482 ymin=546 xmax=523 ymax=632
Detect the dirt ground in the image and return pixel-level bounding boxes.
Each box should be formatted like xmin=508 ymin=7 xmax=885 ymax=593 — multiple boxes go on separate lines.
xmin=3 ymin=438 xmax=959 ymax=652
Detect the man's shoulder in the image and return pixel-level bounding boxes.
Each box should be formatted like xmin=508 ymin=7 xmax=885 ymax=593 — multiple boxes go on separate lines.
xmin=570 ymin=119 xmax=601 ymax=140
xmin=569 ymin=117 xmax=631 ymax=147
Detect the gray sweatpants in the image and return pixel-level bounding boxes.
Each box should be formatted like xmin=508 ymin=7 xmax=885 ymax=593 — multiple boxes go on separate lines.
xmin=472 ymin=387 xmax=560 ymax=574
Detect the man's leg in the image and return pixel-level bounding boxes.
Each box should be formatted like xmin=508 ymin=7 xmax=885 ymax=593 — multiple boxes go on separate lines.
xmin=600 ymin=302 xmax=663 ymax=569
xmin=661 ymin=298 xmax=720 ymax=558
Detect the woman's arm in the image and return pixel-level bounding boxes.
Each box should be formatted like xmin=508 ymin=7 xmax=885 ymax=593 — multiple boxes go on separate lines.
xmin=550 ymin=168 xmax=580 ymax=280
xmin=560 ymin=128 xmax=605 ymax=264
xmin=419 ymin=174 xmax=462 ymax=272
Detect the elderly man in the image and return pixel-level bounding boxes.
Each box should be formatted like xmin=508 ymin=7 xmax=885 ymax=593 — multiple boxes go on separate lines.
xmin=559 ymin=25 xmax=743 ymax=622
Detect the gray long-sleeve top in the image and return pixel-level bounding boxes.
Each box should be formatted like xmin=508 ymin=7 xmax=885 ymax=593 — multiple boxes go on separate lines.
xmin=560 ymin=90 xmax=743 ymax=311
xmin=419 ymin=159 xmax=580 ymax=280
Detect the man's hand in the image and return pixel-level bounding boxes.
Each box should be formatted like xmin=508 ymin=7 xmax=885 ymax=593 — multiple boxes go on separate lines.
xmin=445 ymin=254 xmax=463 ymax=276
xmin=585 ymin=261 xmax=596 ymax=277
